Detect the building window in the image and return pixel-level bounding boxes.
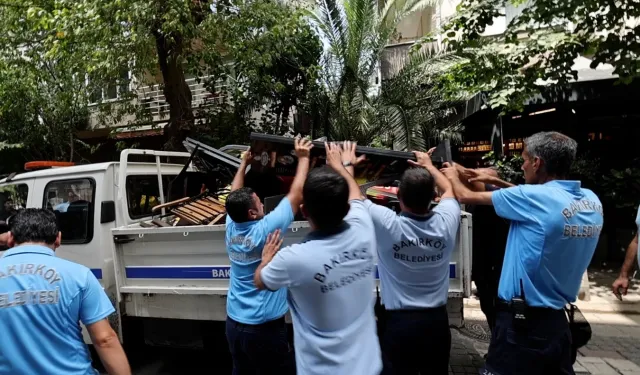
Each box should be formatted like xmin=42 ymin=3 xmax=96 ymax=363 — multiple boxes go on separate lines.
xmin=88 ymin=69 xmax=131 ymax=104
xmin=43 ymin=178 xmax=95 ymax=244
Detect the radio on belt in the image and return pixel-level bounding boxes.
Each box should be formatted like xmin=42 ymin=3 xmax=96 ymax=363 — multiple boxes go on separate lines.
xmin=512 ymin=279 xmax=528 ymax=332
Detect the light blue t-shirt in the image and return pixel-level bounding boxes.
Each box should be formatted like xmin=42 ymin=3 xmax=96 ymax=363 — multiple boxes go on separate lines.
xmin=260 ymin=199 xmax=382 ymax=375
xmin=365 ymin=198 xmax=460 ymax=309
xmin=0 ymin=245 xmax=115 ymax=375
xmin=492 ymin=180 xmax=604 ymax=309
xmin=54 ymin=202 xmax=70 ymax=212
xmin=225 ymin=197 xmax=294 ymax=324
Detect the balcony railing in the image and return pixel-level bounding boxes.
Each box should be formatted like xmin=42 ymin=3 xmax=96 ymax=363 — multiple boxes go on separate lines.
xmin=137 ymin=77 xmax=227 ymax=118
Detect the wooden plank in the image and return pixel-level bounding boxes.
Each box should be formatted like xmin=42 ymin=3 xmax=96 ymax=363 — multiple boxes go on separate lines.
xmin=173 ymin=207 xmax=203 ymax=224
xmin=182 ymin=202 xmax=215 ymax=219
xmin=204 ymin=196 xmax=226 ymax=206
xmin=193 ymin=200 xmax=224 ymax=214
xmin=174 ymin=206 xmax=208 ymax=221
xmin=151 ymin=197 xmax=191 ymax=212
xmin=208 ymin=213 xmax=225 ymax=225
xmin=171 ymin=206 xmax=207 ymax=222
xmin=139 ymin=221 xmax=156 ymax=228
xmin=173 ymin=211 xmax=199 ymax=225
xmin=189 ymin=201 xmax=220 ymax=216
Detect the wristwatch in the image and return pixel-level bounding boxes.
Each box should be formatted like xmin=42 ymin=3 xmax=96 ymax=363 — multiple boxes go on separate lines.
xmin=342 ymin=161 xmax=353 ymax=167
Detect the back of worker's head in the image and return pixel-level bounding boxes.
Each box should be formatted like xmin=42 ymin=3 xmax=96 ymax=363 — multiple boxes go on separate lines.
xmin=523 ymin=131 xmax=577 ymax=183
xmin=302 ymin=166 xmax=350 ymax=231
xmin=8 ymin=208 xmax=61 ymax=248
xmin=226 ymin=187 xmax=265 ymax=223
xmin=398 ymin=168 xmax=435 ymax=215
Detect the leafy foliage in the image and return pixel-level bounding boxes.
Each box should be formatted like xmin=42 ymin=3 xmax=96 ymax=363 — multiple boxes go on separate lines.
xmin=375 ymin=47 xmax=471 ymax=151
xmin=309 ymin=0 xmax=446 ymax=145
xmin=482 ymin=151 xmax=524 ymax=183
xmin=602 ymin=159 xmax=640 ymax=216
xmin=422 ymin=0 xmax=640 ymax=112
xmin=197 ymin=0 xmax=322 ymax=136
xmin=0 ymin=0 xmax=322 ymax=159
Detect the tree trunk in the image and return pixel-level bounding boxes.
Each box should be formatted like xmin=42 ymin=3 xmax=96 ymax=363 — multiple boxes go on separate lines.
xmin=282 ymin=104 xmax=290 ymax=134
xmin=153 ymin=30 xmax=194 ymax=150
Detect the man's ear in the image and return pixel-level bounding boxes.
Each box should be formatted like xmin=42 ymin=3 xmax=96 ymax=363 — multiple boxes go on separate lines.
xmin=300 ymin=204 xmax=308 ymax=219
xmin=532 ymin=156 xmax=542 ymax=174
xmin=6 ymin=231 xmax=15 ymax=248
xmin=54 ymin=232 xmax=62 ymax=249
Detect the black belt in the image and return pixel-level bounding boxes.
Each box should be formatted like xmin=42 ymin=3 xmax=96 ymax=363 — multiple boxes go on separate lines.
xmin=228 ymin=316 xmax=286 ymax=328
xmin=385 ymin=305 xmax=448 ymax=319
xmin=496 ymin=299 xmax=565 ymax=316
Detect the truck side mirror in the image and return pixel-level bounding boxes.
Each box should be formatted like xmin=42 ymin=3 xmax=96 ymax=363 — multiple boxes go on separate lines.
xmin=100 ymin=201 xmax=116 ymax=224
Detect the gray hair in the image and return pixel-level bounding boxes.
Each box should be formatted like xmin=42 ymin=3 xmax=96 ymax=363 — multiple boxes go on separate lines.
xmin=524 ymin=131 xmax=577 ymax=177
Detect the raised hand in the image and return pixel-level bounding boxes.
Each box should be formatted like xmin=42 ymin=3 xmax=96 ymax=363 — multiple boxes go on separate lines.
xmin=341 ymin=141 xmax=366 ymax=167
xmin=262 ymin=229 xmax=284 ymax=263
xmin=408 ymin=148 xmax=435 ymax=169
xmin=440 ymin=162 xmax=460 ymax=181
xmin=294 ymin=138 xmax=314 ymax=159
xmin=325 ymin=142 xmax=343 ymax=171
xmin=240 ymin=147 xmax=252 ymax=166
xmin=462 ymin=168 xmax=499 ymax=184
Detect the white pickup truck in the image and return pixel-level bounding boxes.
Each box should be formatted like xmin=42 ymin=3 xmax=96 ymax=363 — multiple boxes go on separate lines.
xmin=0 ymin=136 xmax=472 ymax=348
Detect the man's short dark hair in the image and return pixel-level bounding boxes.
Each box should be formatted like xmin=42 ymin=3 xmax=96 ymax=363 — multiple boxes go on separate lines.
xmin=524 ymin=131 xmax=577 ymax=177
xmin=225 ymin=187 xmax=257 ymax=223
xmin=303 ymin=166 xmax=349 ymax=230
xmin=398 ymin=168 xmax=435 ymax=214
xmin=9 ymin=208 xmax=59 ymax=245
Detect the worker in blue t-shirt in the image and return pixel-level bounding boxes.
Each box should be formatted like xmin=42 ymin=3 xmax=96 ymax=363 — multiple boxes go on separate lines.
xmin=224 ymin=138 xmax=313 ymax=374
xmin=443 ymin=131 xmax=604 ymax=375
xmin=255 ymin=142 xmax=382 ymax=375
xmin=362 ymin=148 xmax=459 ymax=375
xmin=0 ymin=209 xmax=130 ymax=375
xmin=612 ymin=204 xmax=639 ymax=298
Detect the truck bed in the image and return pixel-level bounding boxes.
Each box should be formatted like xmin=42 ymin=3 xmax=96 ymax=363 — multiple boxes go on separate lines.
xmin=111 ymin=212 xmax=472 ymax=322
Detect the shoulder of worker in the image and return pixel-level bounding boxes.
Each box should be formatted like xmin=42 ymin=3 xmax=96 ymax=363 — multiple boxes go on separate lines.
xmin=497 ymin=182 xmax=570 ymax=200
xmin=268 ymin=242 xmax=310 ymax=273
xmin=578 ymin=186 xmax=602 ymax=201
xmin=48 ymin=255 xmax=97 ymax=284
xmin=0 ymin=245 xmax=94 ymax=288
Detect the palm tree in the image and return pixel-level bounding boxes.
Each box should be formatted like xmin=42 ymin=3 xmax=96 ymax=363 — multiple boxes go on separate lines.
xmin=375 ymin=46 xmax=470 ymax=151
xmin=309 ymin=0 xmax=462 ymax=148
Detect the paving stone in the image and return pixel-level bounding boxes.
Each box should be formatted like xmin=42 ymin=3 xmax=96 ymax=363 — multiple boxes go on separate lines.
xmin=577 ymin=357 xmax=618 ymax=375
xmin=579 ymin=348 xmax=625 ymax=359
xmin=604 ymin=358 xmax=640 ymax=372
xmin=573 ymin=361 xmax=588 ymax=373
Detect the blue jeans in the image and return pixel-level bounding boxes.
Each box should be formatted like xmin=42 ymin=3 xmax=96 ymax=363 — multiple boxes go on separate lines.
xmin=225 ymin=316 xmax=295 ymax=375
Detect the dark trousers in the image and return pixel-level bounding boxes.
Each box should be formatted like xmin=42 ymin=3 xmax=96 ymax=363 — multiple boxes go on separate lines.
xmin=476 ymin=274 xmax=500 ymax=332
xmin=382 ymin=305 xmax=451 ymax=375
xmin=482 ymin=306 xmax=574 ymax=375
xmin=225 ymin=316 xmax=296 ymax=375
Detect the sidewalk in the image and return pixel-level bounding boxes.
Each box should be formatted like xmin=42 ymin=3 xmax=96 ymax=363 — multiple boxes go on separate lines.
xmin=451 ymin=269 xmax=640 ymax=375
xmin=464 ymin=268 xmax=640 ymax=314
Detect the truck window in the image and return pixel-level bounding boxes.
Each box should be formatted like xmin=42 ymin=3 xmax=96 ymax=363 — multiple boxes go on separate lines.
xmin=126 ymin=175 xmax=174 ymax=219
xmin=43 ymin=178 xmax=95 ymax=244
xmin=0 ymin=183 xmax=29 ymax=232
